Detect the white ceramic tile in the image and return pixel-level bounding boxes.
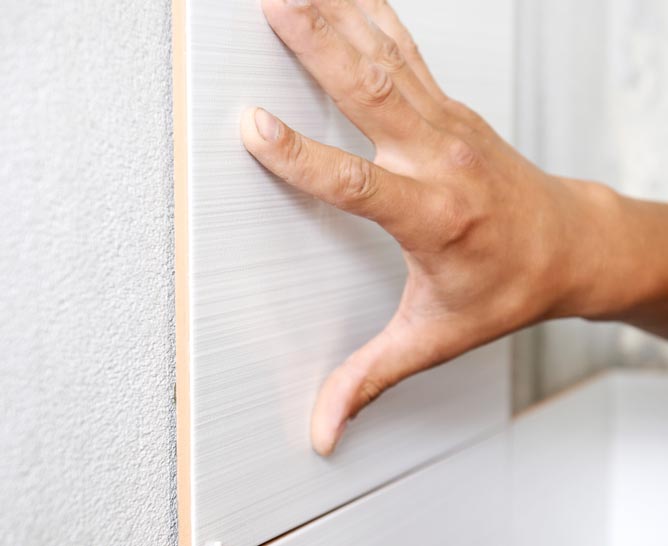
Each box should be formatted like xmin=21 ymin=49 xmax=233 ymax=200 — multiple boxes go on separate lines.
xmin=272 ymin=435 xmax=511 ymax=546
xmin=511 ymin=370 xmax=668 ymax=546
xmin=178 ymin=1 xmax=516 ymax=544
xmin=275 ymin=372 xmax=668 ymax=546
xmin=510 ymin=376 xmax=613 ymax=546
xmin=609 ymin=372 xmax=668 ymax=546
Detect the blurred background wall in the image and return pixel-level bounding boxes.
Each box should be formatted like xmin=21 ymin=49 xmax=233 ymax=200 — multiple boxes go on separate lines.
xmin=513 ymin=0 xmax=668 ymax=412
xmin=1 ymin=0 xmax=667 ymax=544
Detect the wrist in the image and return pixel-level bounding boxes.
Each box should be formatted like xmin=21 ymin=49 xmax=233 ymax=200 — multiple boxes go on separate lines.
xmin=552 ymin=177 xmax=668 ymax=326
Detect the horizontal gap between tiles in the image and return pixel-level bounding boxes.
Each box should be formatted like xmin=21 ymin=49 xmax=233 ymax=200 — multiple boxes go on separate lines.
xmin=260 ymin=423 xmax=506 ymax=545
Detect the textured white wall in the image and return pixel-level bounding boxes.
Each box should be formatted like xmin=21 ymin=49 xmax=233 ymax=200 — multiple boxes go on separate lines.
xmin=0 ymin=2 xmax=177 ymax=544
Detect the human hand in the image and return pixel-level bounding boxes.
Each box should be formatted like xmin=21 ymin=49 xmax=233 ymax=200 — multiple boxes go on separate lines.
xmin=240 ymin=0 xmax=640 ymax=455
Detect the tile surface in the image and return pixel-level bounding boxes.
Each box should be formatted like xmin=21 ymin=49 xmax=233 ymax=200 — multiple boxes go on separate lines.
xmin=180 ymin=1 xmax=516 ymax=544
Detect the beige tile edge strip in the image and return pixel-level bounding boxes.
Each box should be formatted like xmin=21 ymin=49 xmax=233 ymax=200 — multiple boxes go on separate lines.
xmin=172 ymin=0 xmax=191 ymax=544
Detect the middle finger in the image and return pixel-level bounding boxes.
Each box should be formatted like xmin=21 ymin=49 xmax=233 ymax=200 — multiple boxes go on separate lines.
xmin=312 ymin=0 xmax=447 ymax=125
xmin=261 ymin=0 xmax=434 ymax=148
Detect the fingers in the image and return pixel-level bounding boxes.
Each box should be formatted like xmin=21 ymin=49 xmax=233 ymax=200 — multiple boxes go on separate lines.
xmin=311 ymin=0 xmax=445 ymax=123
xmin=241 ymin=107 xmax=423 ymax=240
xmin=356 ymin=0 xmax=448 ymax=103
xmin=310 ymin=312 xmax=434 ymax=456
xmin=261 ymin=0 xmax=431 ymax=146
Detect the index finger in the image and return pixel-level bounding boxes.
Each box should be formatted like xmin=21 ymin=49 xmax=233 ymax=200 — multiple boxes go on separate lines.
xmin=241 ymin=107 xmax=425 ymax=243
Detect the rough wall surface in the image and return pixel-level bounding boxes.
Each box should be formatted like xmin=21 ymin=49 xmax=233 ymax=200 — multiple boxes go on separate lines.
xmin=0 ymin=2 xmax=177 ymax=544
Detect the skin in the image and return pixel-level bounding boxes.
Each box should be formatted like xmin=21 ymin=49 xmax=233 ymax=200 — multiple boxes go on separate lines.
xmin=240 ymin=0 xmax=668 ymax=456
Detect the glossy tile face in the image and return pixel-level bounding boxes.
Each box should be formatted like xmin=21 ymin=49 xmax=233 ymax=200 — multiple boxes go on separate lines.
xmin=609 ymin=372 xmax=668 ymax=546
xmin=275 ymin=371 xmax=668 ymax=546
xmin=513 ymin=372 xmax=668 ymax=546
xmin=510 ymin=376 xmax=612 ymax=546
xmin=273 ymin=435 xmax=511 ymax=546
xmin=181 ymin=1 xmax=515 ymax=544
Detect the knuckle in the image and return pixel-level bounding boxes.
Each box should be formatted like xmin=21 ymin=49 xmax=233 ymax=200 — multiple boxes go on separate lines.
xmin=355 ymin=61 xmax=394 ymax=107
xmin=303 ymin=5 xmax=329 ymax=36
xmin=284 ymin=131 xmax=307 ymax=168
xmin=443 ymin=202 xmax=469 ymax=243
xmin=445 ymin=138 xmax=480 ymax=171
xmin=427 ymin=187 xmax=474 ymax=247
xmin=358 ymin=375 xmax=385 ymax=408
xmin=312 ymin=12 xmax=329 ymax=35
xmin=448 ymin=207 xmax=477 ymax=245
xmin=375 ymin=38 xmax=406 ymax=73
xmin=336 ymin=156 xmax=376 ymax=204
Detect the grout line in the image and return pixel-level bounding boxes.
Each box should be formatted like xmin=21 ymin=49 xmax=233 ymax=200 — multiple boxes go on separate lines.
xmin=263 ymin=367 xmax=636 ymax=544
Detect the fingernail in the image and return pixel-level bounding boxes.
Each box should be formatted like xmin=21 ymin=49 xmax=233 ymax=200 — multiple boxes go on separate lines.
xmin=254 ymin=108 xmax=280 ymax=142
xmin=286 ymin=0 xmax=310 ymax=6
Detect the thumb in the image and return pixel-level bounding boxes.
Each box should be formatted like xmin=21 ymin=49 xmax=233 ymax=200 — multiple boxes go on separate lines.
xmin=310 ymin=315 xmax=432 ymax=456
